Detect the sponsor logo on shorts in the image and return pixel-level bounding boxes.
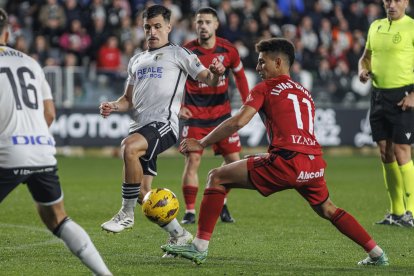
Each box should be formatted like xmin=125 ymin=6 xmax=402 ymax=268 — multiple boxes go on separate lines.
xmin=13 ymin=167 xmax=54 ymax=176
xmin=297 ymin=168 xmax=324 ymax=182
xmin=228 ymin=135 xmax=240 ymax=143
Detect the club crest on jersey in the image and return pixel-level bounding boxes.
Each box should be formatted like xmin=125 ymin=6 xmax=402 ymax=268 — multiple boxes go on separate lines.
xmin=392 ymin=32 xmax=401 ymax=44
xmin=154 ymin=53 xmax=163 ymax=61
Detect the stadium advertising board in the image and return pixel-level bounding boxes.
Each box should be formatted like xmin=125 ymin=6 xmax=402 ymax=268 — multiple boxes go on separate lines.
xmin=50 ymin=108 xmax=375 ymax=147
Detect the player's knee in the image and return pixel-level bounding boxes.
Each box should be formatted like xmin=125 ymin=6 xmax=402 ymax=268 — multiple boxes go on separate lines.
xmin=206 ymin=168 xmax=222 ymax=188
xmin=121 ymin=140 xmax=143 ymax=160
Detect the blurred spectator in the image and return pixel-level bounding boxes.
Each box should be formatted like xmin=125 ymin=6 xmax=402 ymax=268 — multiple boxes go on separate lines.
xmin=314 ymin=58 xmax=335 ymax=103
xmin=120 ymin=39 xmax=136 ymax=73
xmin=332 ymin=18 xmax=353 ymax=53
xmin=96 ymin=35 xmax=122 ymax=76
xmin=219 ymin=11 xmax=244 ymax=42
xmin=332 ymin=59 xmax=352 ymax=103
xmin=346 ymin=35 xmax=364 ymax=73
xmin=38 ymin=0 xmax=66 ymax=48
xmin=38 ymin=0 xmax=66 ymax=30
xmin=63 ymin=0 xmax=84 ymax=29
xmin=14 ymin=35 xmax=28 ymax=53
xmin=162 ymin=0 xmax=182 ymax=25
xmin=278 ymin=0 xmax=305 ymax=24
xmin=344 ymin=0 xmax=368 ymax=31
xmin=30 ymin=34 xmax=50 ymax=66
xmin=318 ymin=17 xmax=332 ymax=48
xmin=116 ymin=15 xmax=133 ymax=44
xmin=298 ymin=16 xmax=318 ymax=52
xmin=88 ymin=13 xmax=110 ymax=62
xmin=59 ymin=19 xmax=91 ymax=64
xmin=255 ymin=1 xmax=282 ymax=35
xmin=291 ymin=61 xmax=313 ymax=91
xmin=106 ymin=0 xmax=131 ymax=33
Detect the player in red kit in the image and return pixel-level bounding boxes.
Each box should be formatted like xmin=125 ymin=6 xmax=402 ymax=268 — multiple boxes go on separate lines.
xmin=162 ymin=38 xmax=389 ymax=266
xmin=179 ymin=7 xmax=249 ymax=224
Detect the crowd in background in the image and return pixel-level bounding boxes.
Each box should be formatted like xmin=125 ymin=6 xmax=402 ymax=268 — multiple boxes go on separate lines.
xmin=2 ymin=0 xmax=412 ymax=106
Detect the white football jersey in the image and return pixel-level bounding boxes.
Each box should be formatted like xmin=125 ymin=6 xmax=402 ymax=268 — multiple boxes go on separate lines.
xmin=126 ymin=43 xmax=206 ymax=137
xmin=0 ymin=46 xmax=56 ymax=168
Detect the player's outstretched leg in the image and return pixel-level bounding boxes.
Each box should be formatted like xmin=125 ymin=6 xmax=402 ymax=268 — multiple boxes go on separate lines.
xmin=313 ymin=198 xmax=389 ymax=266
xmin=101 ymin=183 xmax=139 ymax=233
xmin=54 ymin=217 xmax=113 ymax=275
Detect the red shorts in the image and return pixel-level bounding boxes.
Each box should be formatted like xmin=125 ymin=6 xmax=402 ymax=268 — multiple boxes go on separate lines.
xmin=247 ymin=151 xmax=329 ymax=205
xmin=180 ymin=125 xmax=241 ymax=155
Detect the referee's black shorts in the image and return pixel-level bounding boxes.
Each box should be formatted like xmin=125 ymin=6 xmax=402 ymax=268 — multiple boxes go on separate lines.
xmin=370 ymin=84 xmax=414 ymax=144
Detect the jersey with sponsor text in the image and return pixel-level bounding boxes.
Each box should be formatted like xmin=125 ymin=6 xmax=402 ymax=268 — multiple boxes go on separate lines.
xmin=0 ymin=46 xmax=56 ymax=168
xmin=244 ymin=74 xmax=322 ymax=155
xmin=182 ymin=37 xmax=245 ymax=127
xmin=126 ymin=43 xmax=206 ymax=137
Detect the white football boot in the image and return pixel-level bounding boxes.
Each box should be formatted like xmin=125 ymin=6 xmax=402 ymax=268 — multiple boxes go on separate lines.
xmin=101 ymin=210 xmax=134 ymax=233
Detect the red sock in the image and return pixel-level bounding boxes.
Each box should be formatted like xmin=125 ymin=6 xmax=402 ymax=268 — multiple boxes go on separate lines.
xmin=196 ymin=187 xmax=226 ymax=241
xmin=331 ymin=208 xmax=377 ymax=252
xmin=182 ymin=185 xmax=198 ymax=210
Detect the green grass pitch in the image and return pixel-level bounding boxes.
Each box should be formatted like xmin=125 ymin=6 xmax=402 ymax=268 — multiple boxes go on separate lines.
xmin=1 ymin=152 xmax=413 ymax=275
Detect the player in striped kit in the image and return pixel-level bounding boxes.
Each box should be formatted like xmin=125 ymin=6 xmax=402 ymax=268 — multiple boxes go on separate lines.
xmin=0 ymin=8 xmax=112 ymax=275
xmin=99 ymin=5 xmax=225 ymax=252
xmin=179 ymin=7 xmax=249 ymax=224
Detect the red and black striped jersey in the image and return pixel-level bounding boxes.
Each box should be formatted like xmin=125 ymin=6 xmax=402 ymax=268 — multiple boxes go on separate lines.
xmin=245 ymin=75 xmax=322 ymax=155
xmin=182 ymin=37 xmax=249 ymax=127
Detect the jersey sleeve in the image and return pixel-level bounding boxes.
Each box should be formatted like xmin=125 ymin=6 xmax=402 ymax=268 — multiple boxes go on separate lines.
xmin=176 ymin=47 xmax=206 ymax=80
xmin=244 ymin=84 xmax=265 ymax=111
xmin=126 ymin=55 xmax=138 ymax=86
xmin=37 ymin=63 xmax=52 ymax=100
xmin=365 ymin=20 xmax=377 ymax=51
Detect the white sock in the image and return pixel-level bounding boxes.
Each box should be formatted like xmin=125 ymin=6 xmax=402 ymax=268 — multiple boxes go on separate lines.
xmin=121 ymin=184 xmax=140 ymax=216
xmin=223 ymin=197 xmax=227 ymax=205
xmin=161 ymin=218 xmax=185 ymax=237
xmin=121 ymin=198 xmax=137 ymax=216
xmin=368 ymin=245 xmax=383 ymax=259
xmin=185 ymin=209 xmax=196 ymax=214
xmin=55 ymin=218 xmax=112 ymax=275
xmin=192 ymin=237 xmax=209 ymax=252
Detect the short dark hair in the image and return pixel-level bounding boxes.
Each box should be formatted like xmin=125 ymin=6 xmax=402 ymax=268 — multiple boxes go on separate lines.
xmin=255 ymin=38 xmax=295 ymax=67
xmin=196 ymin=7 xmax=218 ymax=19
xmin=0 ymin=8 xmax=8 ymax=34
xmin=143 ymin=5 xmax=171 ymax=22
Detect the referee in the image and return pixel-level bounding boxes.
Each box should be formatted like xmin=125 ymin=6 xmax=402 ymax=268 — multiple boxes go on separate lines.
xmin=358 ymin=0 xmax=414 ymax=227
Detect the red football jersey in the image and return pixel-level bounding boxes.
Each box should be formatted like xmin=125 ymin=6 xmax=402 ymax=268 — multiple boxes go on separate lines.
xmin=245 ymin=75 xmax=322 ymax=155
xmin=182 ymin=37 xmax=248 ymax=127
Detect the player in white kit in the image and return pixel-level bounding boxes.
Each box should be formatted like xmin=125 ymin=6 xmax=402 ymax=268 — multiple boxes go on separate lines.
xmin=0 ymin=9 xmax=112 ymax=275
xmin=99 ymin=5 xmax=225 ymax=249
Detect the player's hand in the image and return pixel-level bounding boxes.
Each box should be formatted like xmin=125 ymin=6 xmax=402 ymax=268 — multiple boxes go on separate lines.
xmin=99 ymin=102 xmax=117 ymax=118
xmin=359 ymin=69 xmax=371 ymax=83
xmin=179 ymin=107 xmax=193 ymax=120
xmin=209 ymin=57 xmax=225 ymax=76
xmin=397 ymin=91 xmax=414 ymax=111
xmin=180 ymin=138 xmax=203 ymax=154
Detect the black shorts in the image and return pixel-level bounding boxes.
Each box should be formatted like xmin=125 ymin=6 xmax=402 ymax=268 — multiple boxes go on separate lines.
xmin=0 ymin=166 xmax=63 ymax=205
xmin=370 ymin=84 xmax=414 ymax=144
xmin=130 ymin=122 xmax=177 ymax=176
